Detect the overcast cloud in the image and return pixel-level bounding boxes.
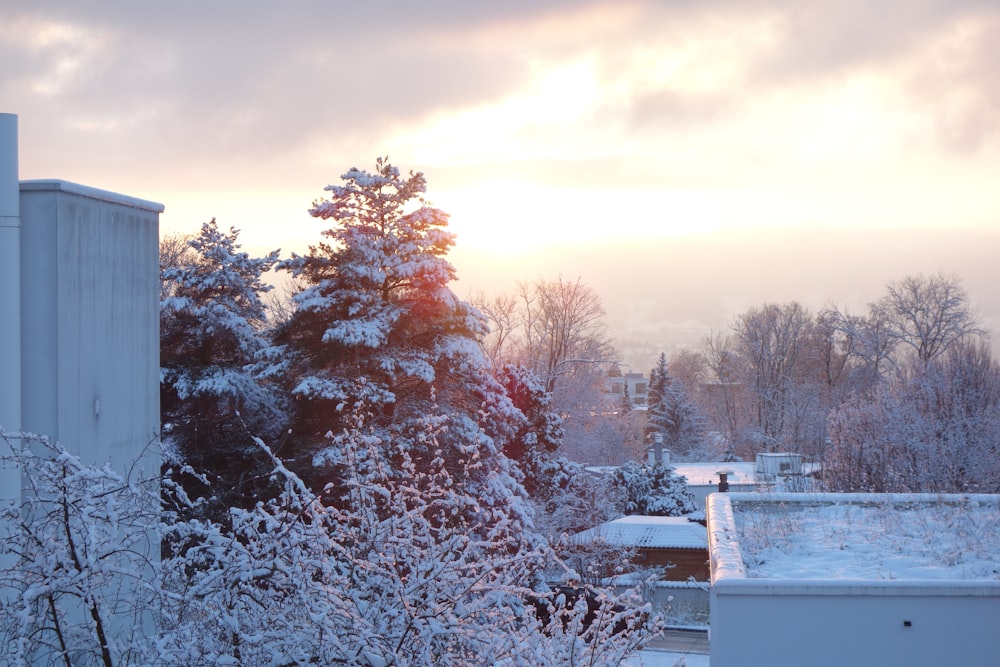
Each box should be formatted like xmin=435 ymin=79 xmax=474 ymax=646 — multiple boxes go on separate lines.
xmin=2 ymin=0 xmax=998 ymax=367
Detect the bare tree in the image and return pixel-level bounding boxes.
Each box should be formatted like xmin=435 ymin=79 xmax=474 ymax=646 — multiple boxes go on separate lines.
xmin=732 ymin=302 xmax=811 ymax=451
xmin=824 ymin=304 xmax=898 ymax=380
xmin=880 ymin=272 xmax=984 ymax=363
xmin=668 ymin=348 xmax=708 ymax=396
xmin=519 ymin=276 xmax=617 ymax=396
xmin=475 ymin=278 xmax=624 ymax=465
xmin=263 ymin=272 xmax=307 ymax=328
xmin=470 ymin=291 xmax=520 ymax=370
xmin=159 ymin=232 xmax=196 ymax=300
xmin=476 ymin=277 xmax=618 ymax=414
xmin=702 ymin=331 xmax=744 ymax=454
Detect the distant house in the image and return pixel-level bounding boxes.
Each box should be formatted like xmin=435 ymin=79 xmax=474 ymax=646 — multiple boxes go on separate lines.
xmin=571 ymin=515 xmax=709 ymax=581
xmin=706 ymin=492 xmax=1000 ymax=667
xmin=753 ymin=452 xmax=803 ymax=482
xmin=605 ymin=371 xmax=648 ymax=410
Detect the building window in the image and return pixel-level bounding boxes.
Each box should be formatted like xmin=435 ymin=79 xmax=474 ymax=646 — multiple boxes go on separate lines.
xmin=634 ymin=383 xmax=647 ymax=395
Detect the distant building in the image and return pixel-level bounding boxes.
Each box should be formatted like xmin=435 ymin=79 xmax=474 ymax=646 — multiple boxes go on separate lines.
xmin=753 ymin=452 xmax=803 ymax=482
xmin=605 ymin=370 xmax=648 ymax=410
xmin=571 ymin=515 xmax=709 ymax=581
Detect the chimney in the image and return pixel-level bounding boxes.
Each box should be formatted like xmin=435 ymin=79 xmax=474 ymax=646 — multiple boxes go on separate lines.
xmin=717 ymin=469 xmax=731 ymax=493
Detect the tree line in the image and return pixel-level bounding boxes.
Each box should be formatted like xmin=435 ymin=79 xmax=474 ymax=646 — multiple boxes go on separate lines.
xmin=464 ymin=235 xmax=1000 ymax=492
xmin=469 ymin=243 xmax=997 ymax=495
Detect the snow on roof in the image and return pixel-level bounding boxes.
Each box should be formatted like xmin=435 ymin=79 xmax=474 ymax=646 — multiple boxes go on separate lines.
xmin=20 ymin=179 xmax=165 ymax=212
xmin=670 ymin=462 xmax=757 ymax=486
xmin=709 ymin=492 xmax=1000 ymax=582
xmin=571 ymin=515 xmax=708 ymax=550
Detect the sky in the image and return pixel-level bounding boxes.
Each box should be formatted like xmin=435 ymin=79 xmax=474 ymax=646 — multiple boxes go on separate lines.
xmin=3 ymin=0 xmax=999 ymax=370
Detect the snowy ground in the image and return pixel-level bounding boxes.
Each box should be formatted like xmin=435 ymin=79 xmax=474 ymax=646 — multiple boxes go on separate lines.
xmin=733 ymin=495 xmax=1000 ymax=580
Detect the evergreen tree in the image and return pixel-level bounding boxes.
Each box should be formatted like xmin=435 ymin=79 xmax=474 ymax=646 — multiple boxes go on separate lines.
xmin=496 ymin=364 xmax=564 ymax=497
xmin=621 ymin=380 xmax=632 ymax=413
xmin=613 ymin=460 xmax=697 ymax=517
xmin=275 ymin=159 xmax=529 ymax=526
xmin=647 ymin=352 xmax=704 ymax=458
xmin=160 ymin=219 xmax=284 ymax=515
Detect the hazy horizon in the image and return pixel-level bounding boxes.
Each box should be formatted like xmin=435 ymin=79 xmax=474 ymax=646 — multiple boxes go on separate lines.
xmin=448 ymin=226 xmax=1000 ymax=372
xmin=3 ymin=0 xmax=998 ymax=373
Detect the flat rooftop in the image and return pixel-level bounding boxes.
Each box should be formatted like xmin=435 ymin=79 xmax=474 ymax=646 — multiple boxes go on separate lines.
xmin=708 ymin=493 xmax=1000 ymax=582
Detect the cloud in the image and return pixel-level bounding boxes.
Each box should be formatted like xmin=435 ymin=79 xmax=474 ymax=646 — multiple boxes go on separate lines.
xmin=3 ymin=0 xmax=1000 ymax=204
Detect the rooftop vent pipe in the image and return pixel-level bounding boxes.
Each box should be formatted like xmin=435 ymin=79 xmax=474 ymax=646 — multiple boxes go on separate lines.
xmin=0 ymin=112 xmax=21 ymax=502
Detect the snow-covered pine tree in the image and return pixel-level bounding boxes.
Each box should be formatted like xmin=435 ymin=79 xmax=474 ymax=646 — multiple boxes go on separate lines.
xmin=496 ymin=363 xmax=565 ymax=498
xmin=614 ymin=460 xmax=697 ymax=517
xmin=160 ymin=219 xmax=285 ymax=516
xmin=228 ymin=160 xmax=665 ymax=664
xmin=647 ymin=352 xmax=704 ymax=459
xmin=275 ymin=159 xmax=524 ymax=508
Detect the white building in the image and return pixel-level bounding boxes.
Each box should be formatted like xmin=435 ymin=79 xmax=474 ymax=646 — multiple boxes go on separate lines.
xmin=706 ymin=492 xmax=1000 ymax=667
xmin=0 ymin=112 xmax=162 ymax=659
xmin=1 ymin=112 xmax=161 ymax=489
xmin=606 ymin=370 xmax=649 ymax=409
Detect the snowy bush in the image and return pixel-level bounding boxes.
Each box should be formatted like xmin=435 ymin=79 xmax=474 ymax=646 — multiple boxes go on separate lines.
xmin=1 ymin=426 xmax=661 ymax=666
xmin=531 ymin=458 xmax=625 ymax=538
xmin=0 ymin=431 xmax=160 ymax=666
xmin=613 ymin=461 xmax=697 ymax=517
xmin=159 ymin=419 xmax=662 ymax=666
xmin=825 ymin=339 xmax=1000 ymax=493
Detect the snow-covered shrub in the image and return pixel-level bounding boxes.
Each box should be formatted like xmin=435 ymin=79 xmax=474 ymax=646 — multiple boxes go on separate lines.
xmin=613 ymin=461 xmax=697 ymax=517
xmin=825 ymin=339 xmax=1000 ymax=493
xmin=159 ymin=419 xmax=661 ymax=666
xmin=0 ymin=431 xmax=160 ymax=666
xmin=532 ymin=457 xmax=625 ymax=538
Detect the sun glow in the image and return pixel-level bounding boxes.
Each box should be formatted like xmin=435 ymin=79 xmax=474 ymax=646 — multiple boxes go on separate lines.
xmin=436 ymin=180 xmax=723 ymax=255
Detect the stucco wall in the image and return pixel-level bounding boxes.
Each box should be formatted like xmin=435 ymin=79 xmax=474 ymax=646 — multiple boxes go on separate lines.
xmin=710 ymin=582 xmax=1000 ymax=667
xmin=707 ymin=493 xmax=1000 ymax=667
xmin=19 ymin=180 xmax=161 ymax=475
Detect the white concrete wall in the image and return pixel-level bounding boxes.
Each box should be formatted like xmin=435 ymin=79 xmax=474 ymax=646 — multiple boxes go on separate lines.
xmin=17 ymin=179 xmax=163 ymax=659
xmin=19 ymin=180 xmax=162 ymax=473
xmin=707 ymin=493 xmax=1000 ymax=667
xmin=0 ymin=113 xmax=21 ymax=507
xmin=710 ymin=582 xmax=1000 ymax=667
